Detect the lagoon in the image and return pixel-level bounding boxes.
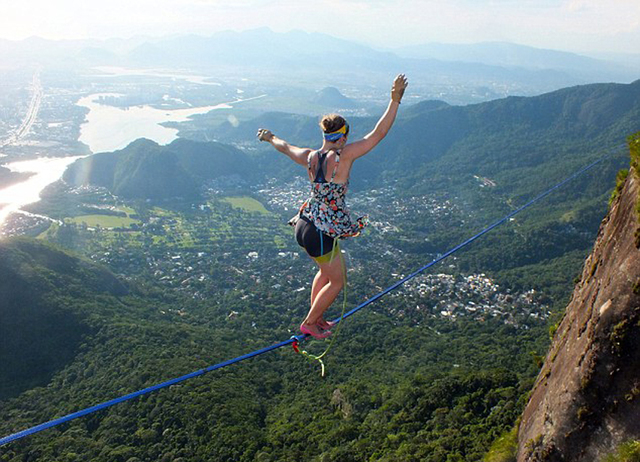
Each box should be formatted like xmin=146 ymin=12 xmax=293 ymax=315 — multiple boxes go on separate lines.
xmin=77 ymin=94 xmax=233 ymax=153
xmin=77 ymin=92 xmax=264 ymax=153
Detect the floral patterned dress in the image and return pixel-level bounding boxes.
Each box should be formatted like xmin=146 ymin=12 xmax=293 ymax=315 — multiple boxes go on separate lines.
xmin=293 ymin=150 xmax=368 ymax=239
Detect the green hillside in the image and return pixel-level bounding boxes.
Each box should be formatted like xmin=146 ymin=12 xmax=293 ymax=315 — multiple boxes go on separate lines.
xmin=0 ymin=238 xmax=127 ymax=400
xmin=202 ymin=80 xmax=640 ymax=192
xmin=63 ymin=138 xmax=254 ymax=200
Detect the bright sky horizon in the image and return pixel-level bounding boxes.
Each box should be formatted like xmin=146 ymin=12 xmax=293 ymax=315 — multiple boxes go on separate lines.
xmin=2 ymin=0 xmax=639 ymax=55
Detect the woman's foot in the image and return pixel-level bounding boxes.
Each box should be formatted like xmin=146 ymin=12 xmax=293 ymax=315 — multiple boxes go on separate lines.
xmin=300 ymin=322 xmax=332 ymax=339
xmin=318 ymin=318 xmax=336 ymax=331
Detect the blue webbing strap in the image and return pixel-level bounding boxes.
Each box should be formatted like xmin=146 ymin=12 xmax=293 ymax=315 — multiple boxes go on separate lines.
xmin=0 ymin=339 xmax=295 ymax=446
xmin=0 ymin=149 xmax=619 ymax=447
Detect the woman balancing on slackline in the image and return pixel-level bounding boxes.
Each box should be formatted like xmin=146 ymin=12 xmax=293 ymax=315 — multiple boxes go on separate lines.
xmin=257 ymin=74 xmax=408 ymax=339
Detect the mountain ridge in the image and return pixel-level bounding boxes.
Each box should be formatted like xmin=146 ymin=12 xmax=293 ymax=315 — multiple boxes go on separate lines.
xmin=395 ymin=41 xmax=636 ymax=80
xmin=1 ymin=30 xmax=635 ymax=95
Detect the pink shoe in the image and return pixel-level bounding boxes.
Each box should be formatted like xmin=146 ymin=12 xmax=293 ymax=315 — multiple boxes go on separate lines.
xmin=318 ymin=319 xmax=336 ymax=330
xmin=300 ymin=323 xmax=332 ymax=339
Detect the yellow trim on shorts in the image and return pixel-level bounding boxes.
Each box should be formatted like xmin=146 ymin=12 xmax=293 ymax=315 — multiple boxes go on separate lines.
xmin=312 ymin=241 xmax=340 ymax=264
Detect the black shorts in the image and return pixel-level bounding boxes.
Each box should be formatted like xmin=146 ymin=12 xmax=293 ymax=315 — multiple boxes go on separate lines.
xmin=295 ymin=216 xmax=335 ymax=258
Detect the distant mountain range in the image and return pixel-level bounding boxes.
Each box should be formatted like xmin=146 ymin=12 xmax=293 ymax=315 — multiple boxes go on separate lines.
xmin=1 ymin=29 xmax=638 ymax=101
xmin=395 ymin=41 xmax=639 ymax=80
xmin=107 ymin=30 xmax=640 ymax=89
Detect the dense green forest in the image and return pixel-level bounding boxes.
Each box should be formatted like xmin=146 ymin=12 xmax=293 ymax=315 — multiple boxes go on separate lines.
xmin=0 ymin=237 xmax=548 ymax=462
xmin=1 ymin=82 xmax=639 ymax=461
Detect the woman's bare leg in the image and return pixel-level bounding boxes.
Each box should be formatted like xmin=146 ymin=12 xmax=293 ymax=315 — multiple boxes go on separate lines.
xmin=302 ymin=254 xmax=345 ymax=327
xmin=311 ymin=270 xmax=335 ymax=330
xmin=311 ymin=269 xmax=329 ymax=308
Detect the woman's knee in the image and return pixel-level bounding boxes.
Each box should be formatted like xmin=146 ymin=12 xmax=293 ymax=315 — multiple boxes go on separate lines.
xmin=319 ymin=268 xmax=340 ymax=285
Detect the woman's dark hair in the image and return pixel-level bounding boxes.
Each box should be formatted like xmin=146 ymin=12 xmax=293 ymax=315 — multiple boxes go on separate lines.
xmin=319 ymin=114 xmax=348 ymax=135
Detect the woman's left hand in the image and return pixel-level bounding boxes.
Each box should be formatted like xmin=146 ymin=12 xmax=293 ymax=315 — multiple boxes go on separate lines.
xmin=391 ymin=74 xmax=408 ymax=103
xmin=257 ymin=128 xmax=274 ymax=142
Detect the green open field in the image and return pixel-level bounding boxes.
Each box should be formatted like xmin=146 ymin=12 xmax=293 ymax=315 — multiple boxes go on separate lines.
xmin=221 ymin=196 xmax=270 ymax=214
xmin=66 ymin=215 xmax=140 ymax=228
xmin=117 ymin=206 xmax=137 ymax=216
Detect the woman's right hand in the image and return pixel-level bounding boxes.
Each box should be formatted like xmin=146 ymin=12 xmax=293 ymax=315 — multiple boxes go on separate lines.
xmin=256 ymin=128 xmax=274 ymax=142
xmin=391 ymin=74 xmax=408 ymax=103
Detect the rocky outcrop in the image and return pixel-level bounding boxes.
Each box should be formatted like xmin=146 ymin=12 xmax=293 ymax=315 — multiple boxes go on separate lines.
xmin=517 ymin=165 xmax=640 ymax=461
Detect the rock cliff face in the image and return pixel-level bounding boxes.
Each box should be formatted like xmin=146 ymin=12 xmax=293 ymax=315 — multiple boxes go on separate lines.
xmin=517 ymin=166 xmax=640 ymax=461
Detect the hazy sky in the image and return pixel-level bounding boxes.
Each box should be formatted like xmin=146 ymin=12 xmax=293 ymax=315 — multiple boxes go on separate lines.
xmin=2 ymin=0 xmax=639 ymax=54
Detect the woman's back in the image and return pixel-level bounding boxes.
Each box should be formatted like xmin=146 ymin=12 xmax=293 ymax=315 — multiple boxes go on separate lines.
xmin=307 ymin=149 xmax=354 ymax=185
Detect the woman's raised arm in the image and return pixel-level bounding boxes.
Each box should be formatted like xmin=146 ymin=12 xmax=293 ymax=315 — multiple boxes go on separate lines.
xmin=342 ymin=74 xmax=408 ymax=161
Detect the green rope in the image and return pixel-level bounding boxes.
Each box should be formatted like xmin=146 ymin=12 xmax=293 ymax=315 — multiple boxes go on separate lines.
xmin=298 ymin=237 xmax=349 ymax=377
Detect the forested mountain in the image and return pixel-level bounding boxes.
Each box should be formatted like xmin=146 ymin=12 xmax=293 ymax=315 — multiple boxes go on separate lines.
xmin=0 ymin=233 xmax=549 ymax=461
xmin=0 ymin=238 xmax=127 ymax=400
xmin=63 ymin=138 xmax=253 ymax=199
xmin=311 ymin=87 xmax=358 ymax=109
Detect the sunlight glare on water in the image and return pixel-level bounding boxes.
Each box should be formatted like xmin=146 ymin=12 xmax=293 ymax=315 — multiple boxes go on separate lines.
xmin=0 ymin=156 xmax=84 ymax=228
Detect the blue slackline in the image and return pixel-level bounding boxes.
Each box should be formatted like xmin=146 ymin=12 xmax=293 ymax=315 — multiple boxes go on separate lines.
xmin=0 ymin=149 xmax=619 ymax=447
